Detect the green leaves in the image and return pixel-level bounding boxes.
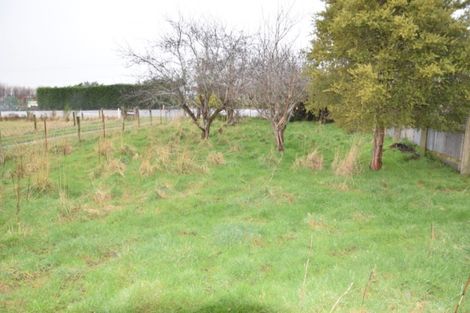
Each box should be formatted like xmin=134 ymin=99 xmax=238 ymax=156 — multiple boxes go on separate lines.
xmin=308 ymin=0 xmax=470 ymax=132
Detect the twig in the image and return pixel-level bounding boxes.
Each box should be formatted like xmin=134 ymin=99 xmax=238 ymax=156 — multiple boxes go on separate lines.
xmin=362 ymin=267 xmax=375 ymax=306
xmin=329 ymin=282 xmax=354 ymax=313
xmin=431 ymin=222 xmax=435 ymax=241
xmin=302 ymin=258 xmax=310 ymax=288
xmin=454 ymin=275 xmax=470 ymax=313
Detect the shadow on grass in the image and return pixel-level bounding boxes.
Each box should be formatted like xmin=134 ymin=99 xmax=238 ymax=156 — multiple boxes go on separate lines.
xmin=189 ymin=301 xmax=279 ymax=313
xmin=128 ymin=298 xmax=283 ymax=313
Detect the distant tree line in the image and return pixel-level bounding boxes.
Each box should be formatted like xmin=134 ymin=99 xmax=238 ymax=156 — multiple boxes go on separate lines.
xmin=0 ymin=83 xmax=36 ymax=110
xmin=36 ymin=82 xmax=177 ymax=110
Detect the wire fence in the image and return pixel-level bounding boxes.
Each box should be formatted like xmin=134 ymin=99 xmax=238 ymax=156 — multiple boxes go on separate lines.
xmin=0 ymin=111 xmax=183 ymax=152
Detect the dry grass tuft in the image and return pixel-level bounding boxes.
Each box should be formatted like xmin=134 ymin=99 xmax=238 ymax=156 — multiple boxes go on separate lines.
xmin=120 ymin=144 xmax=138 ymax=158
xmin=294 ymin=150 xmax=324 ymax=170
xmin=53 ymin=140 xmax=72 ymax=155
xmin=229 ymin=144 xmax=241 ymax=153
xmin=93 ymin=189 xmax=112 ymax=205
xmin=106 ymin=159 xmax=126 ymax=176
xmin=332 ymin=140 xmax=363 ymax=176
xmin=24 ymin=152 xmax=52 ymax=192
xmin=305 ymin=213 xmax=327 ymax=231
xmin=155 ymin=145 xmax=171 ymax=165
xmin=97 ymin=139 xmax=113 ymax=160
xmin=174 ymin=150 xmax=207 ymax=174
xmin=58 ymin=191 xmax=81 ymax=220
xmin=207 ymin=152 xmax=225 ymax=166
xmin=139 ymin=159 xmax=156 ymax=177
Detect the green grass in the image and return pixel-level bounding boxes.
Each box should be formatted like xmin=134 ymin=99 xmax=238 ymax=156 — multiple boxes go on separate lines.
xmin=0 ymin=118 xmax=469 ymax=313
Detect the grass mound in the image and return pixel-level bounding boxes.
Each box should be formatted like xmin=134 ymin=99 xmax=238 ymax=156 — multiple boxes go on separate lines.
xmin=0 ymin=119 xmax=468 ymax=312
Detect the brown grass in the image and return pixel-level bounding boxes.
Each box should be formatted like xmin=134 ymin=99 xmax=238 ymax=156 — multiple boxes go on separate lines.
xmin=139 ymin=159 xmax=156 ymax=176
xmin=120 ymin=144 xmax=138 ymax=159
xmin=174 ymin=150 xmax=207 ymax=174
xmin=93 ymin=188 xmax=112 ymax=205
xmin=58 ymin=191 xmax=81 ymax=220
xmin=332 ymin=140 xmax=363 ymax=176
xmin=22 ymin=150 xmax=52 ymax=192
xmin=106 ymin=159 xmax=126 ymax=176
xmin=97 ymin=139 xmax=113 ymax=160
xmin=155 ymin=145 xmax=171 ymax=166
xmin=294 ymin=150 xmax=324 ymax=170
xmin=207 ymin=152 xmax=225 ymax=165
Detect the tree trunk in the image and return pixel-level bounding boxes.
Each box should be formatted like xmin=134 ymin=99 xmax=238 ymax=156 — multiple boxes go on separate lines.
xmin=370 ymin=126 xmax=385 ymax=171
xmin=201 ymin=127 xmax=210 ymax=140
xmin=272 ymin=123 xmax=285 ymax=152
xmin=226 ymin=108 xmax=237 ymax=125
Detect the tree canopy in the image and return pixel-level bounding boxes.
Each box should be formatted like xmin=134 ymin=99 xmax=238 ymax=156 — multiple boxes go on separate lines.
xmin=308 ymin=0 xmax=470 ymax=169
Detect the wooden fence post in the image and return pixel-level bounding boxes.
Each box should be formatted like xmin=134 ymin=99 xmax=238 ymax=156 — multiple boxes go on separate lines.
xmin=135 ymin=107 xmax=140 ymax=128
xmin=101 ymin=109 xmax=106 ymax=138
xmin=149 ymin=108 xmax=152 ymax=125
xmin=33 ymin=115 xmax=37 ymax=131
xmin=419 ymin=128 xmax=428 ymax=153
xmin=72 ymin=111 xmax=76 ymax=126
xmin=460 ymin=117 xmax=470 ymax=175
xmin=43 ymin=118 xmax=48 ymax=151
xmin=77 ymin=116 xmax=81 ymax=142
xmin=122 ymin=109 xmax=125 ymax=133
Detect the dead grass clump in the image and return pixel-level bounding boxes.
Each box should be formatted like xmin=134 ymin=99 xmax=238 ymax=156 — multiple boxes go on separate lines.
xmin=332 ymin=140 xmax=362 ymax=176
xmin=52 ymin=140 xmax=72 ymax=155
xmin=93 ymin=189 xmax=112 ymax=205
xmin=304 ymin=213 xmax=327 ymax=231
xmin=174 ymin=151 xmax=207 ymax=174
xmin=229 ymin=144 xmax=241 ymax=153
xmin=61 ymin=140 xmax=73 ymax=155
xmin=58 ymin=191 xmax=81 ymax=220
xmin=97 ymin=139 xmax=113 ymax=160
xmin=24 ymin=153 xmax=52 ymax=192
xmin=106 ymin=159 xmax=126 ymax=176
xmin=207 ymin=152 xmax=225 ymax=166
xmin=260 ymin=150 xmax=283 ymax=167
xmin=120 ymin=144 xmax=138 ymax=159
xmin=155 ymin=145 xmax=171 ymax=165
xmin=139 ymin=159 xmax=156 ymax=177
xmin=294 ymin=150 xmax=324 ymax=170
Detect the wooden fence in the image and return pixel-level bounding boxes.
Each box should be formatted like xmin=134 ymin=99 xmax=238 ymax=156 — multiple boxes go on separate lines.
xmin=387 ymin=117 xmax=470 ymax=175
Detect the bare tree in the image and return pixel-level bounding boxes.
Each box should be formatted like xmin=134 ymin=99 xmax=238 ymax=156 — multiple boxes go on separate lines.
xmin=247 ymin=12 xmax=307 ymax=151
xmin=126 ymin=18 xmax=249 ymax=139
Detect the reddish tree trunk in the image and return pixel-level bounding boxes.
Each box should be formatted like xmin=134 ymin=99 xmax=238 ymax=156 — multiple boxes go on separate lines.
xmin=370 ymin=126 xmax=385 ymax=171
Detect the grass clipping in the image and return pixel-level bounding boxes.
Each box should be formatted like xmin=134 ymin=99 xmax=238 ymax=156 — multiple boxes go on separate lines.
xmin=332 ymin=140 xmax=363 ymax=176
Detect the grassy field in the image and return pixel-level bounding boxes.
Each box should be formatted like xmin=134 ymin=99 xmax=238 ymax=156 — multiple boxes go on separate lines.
xmin=0 ymin=118 xmax=469 ymax=313
xmin=0 ymin=117 xmax=151 ymax=147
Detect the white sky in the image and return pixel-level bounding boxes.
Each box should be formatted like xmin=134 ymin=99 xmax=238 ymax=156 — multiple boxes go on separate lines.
xmin=0 ymin=0 xmax=324 ymax=88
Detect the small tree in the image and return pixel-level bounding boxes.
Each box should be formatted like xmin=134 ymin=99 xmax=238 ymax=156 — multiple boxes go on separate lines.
xmin=248 ymin=12 xmax=308 ymax=151
xmin=126 ymin=18 xmax=248 ymax=139
xmin=309 ymin=0 xmax=470 ymax=170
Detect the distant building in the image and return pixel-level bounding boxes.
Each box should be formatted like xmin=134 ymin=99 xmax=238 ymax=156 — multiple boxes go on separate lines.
xmin=27 ymin=99 xmax=38 ymax=108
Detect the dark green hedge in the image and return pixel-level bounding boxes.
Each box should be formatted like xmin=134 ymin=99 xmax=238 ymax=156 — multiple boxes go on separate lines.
xmin=37 ymin=84 xmax=148 ymax=110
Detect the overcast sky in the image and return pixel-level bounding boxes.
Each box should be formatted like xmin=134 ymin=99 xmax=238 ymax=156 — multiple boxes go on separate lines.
xmin=0 ymin=0 xmax=324 ymax=88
